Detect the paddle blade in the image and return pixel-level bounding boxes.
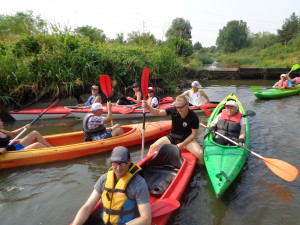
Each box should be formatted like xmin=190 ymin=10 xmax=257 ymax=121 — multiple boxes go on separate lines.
xmin=250 ymin=86 xmax=263 ymax=92
xmin=200 ymin=105 xmax=211 ymax=116
xmin=263 ymin=157 xmax=298 ymax=182
xmin=291 ymin=64 xmax=300 ymax=72
xmin=100 ymin=75 xmax=112 ymax=98
xmin=151 ymin=198 xmax=180 ymax=218
xmin=141 ymin=68 xmax=150 ymax=100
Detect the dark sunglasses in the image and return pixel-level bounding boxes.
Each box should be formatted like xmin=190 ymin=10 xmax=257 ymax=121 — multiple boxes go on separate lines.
xmin=175 ymin=103 xmax=187 ymax=109
xmin=148 ymin=91 xmax=154 ymax=93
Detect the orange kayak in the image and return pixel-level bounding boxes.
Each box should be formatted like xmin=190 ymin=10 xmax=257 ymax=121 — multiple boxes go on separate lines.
xmin=0 ymin=120 xmax=171 ymax=169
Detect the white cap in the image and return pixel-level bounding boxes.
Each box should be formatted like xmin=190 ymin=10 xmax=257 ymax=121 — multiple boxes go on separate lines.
xmin=91 ymin=85 xmax=99 ymax=90
xmin=148 ymin=87 xmax=155 ymax=91
xmin=90 ymin=103 xmax=105 ymax=111
xmin=280 ymin=74 xmax=287 ymax=77
xmin=191 ymin=81 xmax=202 ymax=89
xmin=225 ymin=100 xmax=239 ymax=109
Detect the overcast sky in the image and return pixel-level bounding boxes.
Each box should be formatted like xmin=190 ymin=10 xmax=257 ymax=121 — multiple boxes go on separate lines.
xmin=1 ymin=0 xmax=299 ymax=47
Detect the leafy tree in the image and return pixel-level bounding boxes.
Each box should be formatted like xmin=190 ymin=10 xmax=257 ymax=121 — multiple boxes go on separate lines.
xmin=193 ymin=41 xmax=202 ymax=50
xmin=75 ymin=25 xmax=106 ymax=43
xmin=166 ymin=18 xmax=192 ymax=41
xmin=166 ymin=36 xmax=193 ymax=57
xmin=114 ymin=33 xmax=125 ymax=44
xmin=277 ymin=12 xmax=300 ymax=44
xmin=127 ymin=31 xmax=157 ymax=46
xmin=248 ymin=32 xmax=277 ymax=49
xmin=0 ymin=10 xmax=47 ymax=42
xmin=216 ymin=20 xmax=249 ymax=53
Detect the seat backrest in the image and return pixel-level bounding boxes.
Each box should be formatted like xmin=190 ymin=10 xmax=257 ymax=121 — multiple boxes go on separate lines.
xmin=146 ymin=144 xmax=183 ymax=169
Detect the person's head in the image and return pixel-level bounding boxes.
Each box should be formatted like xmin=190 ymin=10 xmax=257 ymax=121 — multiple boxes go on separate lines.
xmin=174 ymin=95 xmax=189 ymax=114
xmin=132 ymin=83 xmax=139 ymax=90
xmin=110 ymin=146 xmax=132 ymax=178
xmin=90 ymin=103 xmax=105 ymax=115
xmin=91 ymin=85 xmax=99 ymax=93
xmin=280 ymin=74 xmax=287 ymax=80
xmin=224 ymin=100 xmax=239 ymax=116
xmin=148 ymin=87 xmax=155 ymax=96
xmin=191 ymin=81 xmax=202 ymax=90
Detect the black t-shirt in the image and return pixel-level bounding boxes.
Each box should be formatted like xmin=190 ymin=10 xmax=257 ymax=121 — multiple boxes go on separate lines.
xmin=165 ymin=107 xmax=199 ymax=140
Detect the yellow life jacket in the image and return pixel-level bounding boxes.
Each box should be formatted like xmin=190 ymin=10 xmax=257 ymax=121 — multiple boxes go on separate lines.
xmin=101 ymin=163 xmax=142 ymax=225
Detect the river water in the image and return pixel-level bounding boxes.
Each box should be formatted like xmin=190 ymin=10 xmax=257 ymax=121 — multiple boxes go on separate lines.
xmin=0 ymin=80 xmax=299 ymax=225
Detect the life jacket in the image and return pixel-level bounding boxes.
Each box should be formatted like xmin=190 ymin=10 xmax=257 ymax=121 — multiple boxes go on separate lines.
xmin=85 ymin=94 xmax=101 ymax=107
xmin=83 ymin=113 xmax=106 ymax=141
xmin=278 ymin=80 xmax=289 ymax=88
xmin=216 ymin=109 xmax=243 ymax=140
xmin=101 ymin=163 xmax=142 ymax=225
xmin=188 ymin=89 xmax=203 ymax=106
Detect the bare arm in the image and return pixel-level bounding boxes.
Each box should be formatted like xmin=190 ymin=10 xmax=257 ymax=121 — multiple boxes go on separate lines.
xmin=200 ymin=90 xmax=210 ymax=103
xmin=72 ymin=190 xmax=101 ymax=225
xmin=177 ymin=128 xmax=198 ymax=149
xmin=94 ymin=96 xmax=102 ymax=104
xmin=142 ymin=100 xmax=167 ymax=116
xmin=180 ymin=90 xmax=189 ymax=97
xmin=131 ymin=92 xmax=142 ymax=104
xmin=0 ymin=124 xmax=30 ymax=137
xmin=103 ymin=101 xmax=112 ymax=124
xmin=126 ymin=203 xmax=151 ymax=225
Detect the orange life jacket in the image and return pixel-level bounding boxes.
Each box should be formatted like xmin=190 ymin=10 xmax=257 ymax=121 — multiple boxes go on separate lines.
xmin=278 ymin=80 xmax=289 ymax=87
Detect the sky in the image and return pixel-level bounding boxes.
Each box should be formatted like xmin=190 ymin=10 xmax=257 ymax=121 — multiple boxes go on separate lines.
xmin=0 ymin=0 xmax=299 ymax=47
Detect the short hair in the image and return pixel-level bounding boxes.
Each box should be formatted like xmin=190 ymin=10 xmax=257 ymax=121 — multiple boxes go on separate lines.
xmin=175 ymin=95 xmax=188 ymax=104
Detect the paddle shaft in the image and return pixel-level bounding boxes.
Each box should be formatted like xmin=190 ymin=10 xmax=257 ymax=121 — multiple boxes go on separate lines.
xmin=141 ymin=68 xmax=150 ymax=159
xmin=8 ymin=98 xmax=59 ymax=146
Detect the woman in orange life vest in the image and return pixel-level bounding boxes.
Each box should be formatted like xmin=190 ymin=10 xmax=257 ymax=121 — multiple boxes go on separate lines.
xmin=272 ymin=74 xmax=293 ymax=89
xmin=287 ymin=73 xmax=300 ymax=86
xmin=209 ymin=100 xmax=246 ymax=146
xmin=146 ymin=87 xmax=159 ymax=108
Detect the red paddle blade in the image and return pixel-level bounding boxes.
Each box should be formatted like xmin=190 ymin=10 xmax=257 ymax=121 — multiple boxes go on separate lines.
xmin=141 ymin=68 xmax=150 ymax=100
xmin=200 ymin=105 xmax=211 ymax=116
xmin=151 ymin=198 xmax=180 ymax=218
xmin=100 ymin=75 xmax=112 ymax=98
xmin=263 ymin=157 xmax=298 ymax=182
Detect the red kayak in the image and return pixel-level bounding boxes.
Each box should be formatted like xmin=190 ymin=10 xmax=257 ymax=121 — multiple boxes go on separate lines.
xmin=71 ymin=101 xmax=219 ymax=120
xmin=71 ymin=145 xmax=197 ymax=225
xmin=9 ymin=97 xmax=175 ymax=121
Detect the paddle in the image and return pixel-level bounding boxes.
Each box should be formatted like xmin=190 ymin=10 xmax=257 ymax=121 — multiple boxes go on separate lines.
xmin=100 ymin=75 xmax=113 ymax=126
xmin=141 ymin=67 xmax=150 ymax=159
xmin=287 ymin=64 xmax=300 ymax=74
xmin=151 ymin=198 xmax=180 ymax=218
xmin=8 ymin=98 xmax=59 ymax=146
xmin=200 ymin=123 xmax=298 ymax=182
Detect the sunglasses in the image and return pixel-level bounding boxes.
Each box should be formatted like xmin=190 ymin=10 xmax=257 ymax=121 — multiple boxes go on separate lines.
xmin=111 ymin=161 xmax=128 ymax=168
xmin=148 ymin=91 xmax=154 ymax=93
xmin=175 ymin=103 xmax=187 ymax=109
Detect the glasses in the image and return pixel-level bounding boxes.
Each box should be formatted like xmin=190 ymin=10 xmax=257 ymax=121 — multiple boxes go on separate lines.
xmin=175 ymin=103 xmax=187 ymax=109
xmin=148 ymin=91 xmax=154 ymax=93
xmin=111 ymin=161 xmax=128 ymax=168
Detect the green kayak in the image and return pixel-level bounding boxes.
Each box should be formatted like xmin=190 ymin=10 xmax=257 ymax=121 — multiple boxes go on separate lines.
xmin=203 ymin=94 xmax=250 ymax=198
xmin=254 ymin=85 xmax=300 ymax=99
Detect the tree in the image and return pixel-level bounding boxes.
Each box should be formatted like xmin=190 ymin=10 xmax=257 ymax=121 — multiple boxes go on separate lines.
xmin=193 ymin=41 xmax=202 ymax=51
xmin=216 ymin=20 xmax=249 ymax=53
xmin=127 ymin=31 xmax=157 ymax=46
xmin=277 ymin=12 xmax=300 ymax=44
xmin=0 ymin=10 xmax=47 ymax=42
xmin=166 ymin=18 xmax=192 ymax=41
xmin=248 ymin=32 xmax=277 ymax=49
xmin=166 ymin=36 xmax=193 ymax=57
xmin=75 ymin=25 xmax=106 ymax=43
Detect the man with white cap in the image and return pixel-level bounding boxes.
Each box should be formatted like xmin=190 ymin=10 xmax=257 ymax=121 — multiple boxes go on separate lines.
xmin=272 ymin=74 xmax=293 ymax=89
xmin=209 ymin=100 xmax=246 ymax=146
xmin=83 ymin=102 xmax=124 ymax=141
xmin=77 ymin=85 xmax=102 ymax=108
xmin=180 ymin=80 xmax=210 ymax=107
xmin=72 ymin=146 xmax=151 ymax=225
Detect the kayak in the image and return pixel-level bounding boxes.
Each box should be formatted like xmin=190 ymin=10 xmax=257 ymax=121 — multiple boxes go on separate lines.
xmin=70 ymin=101 xmax=219 ymax=120
xmin=8 ymin=97 xmax=175 ymax=121
xmin=254 ymin=85 xmax=300 ymax=99
xmin=71 ymin=146 xmax=197 ymax=225
xmin=0 ymin=120 xmax=171 ymax=169
xmin=203 ymin=94 xmax=250 ymax=198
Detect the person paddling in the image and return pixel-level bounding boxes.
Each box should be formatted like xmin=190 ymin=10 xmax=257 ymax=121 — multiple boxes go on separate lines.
xmin=180 ymin=81 xmax=210 ymax=107
xmin=272 ymin=74 xmax=293 ymax=89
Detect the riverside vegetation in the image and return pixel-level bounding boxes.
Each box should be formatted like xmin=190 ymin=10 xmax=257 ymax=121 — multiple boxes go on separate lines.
xmin=0 ymin=11 xmax=299 ymax=111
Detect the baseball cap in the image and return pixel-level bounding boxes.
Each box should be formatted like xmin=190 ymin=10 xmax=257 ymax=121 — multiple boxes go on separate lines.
xmin=91 ymin=85 xmax=99 ymax=90
xmin=110 ymin=146 xmax=130 ymax=162
xmin=132 ymin=83 xmax=139 ymax=88
xmin=225 ymin=100 xmax=239 ymax=108
xmin=148 ymin=87 xmax=155 ymax=92
xmin=90 ymin=103 xmax=105 ymax=111
xmin=280 ymin=74 xmax=287 ymax=78
xmin=191 ymin=81 xmax=202 ymax=89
